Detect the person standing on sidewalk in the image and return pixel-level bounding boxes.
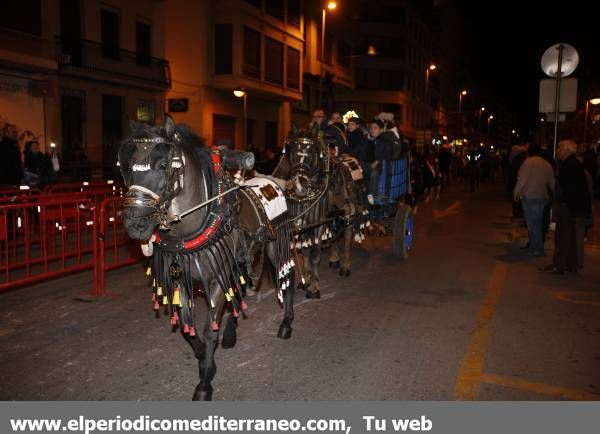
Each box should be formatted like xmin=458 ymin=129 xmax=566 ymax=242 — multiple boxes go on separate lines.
xmin=513 ymin=143 xmax=555 ymax=256
xmin=542 ymin=140 xmax=591 ymax=274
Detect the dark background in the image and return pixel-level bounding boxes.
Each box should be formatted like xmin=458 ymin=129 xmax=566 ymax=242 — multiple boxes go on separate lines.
xmin=456 ymin=0 xmax=600 ymax=137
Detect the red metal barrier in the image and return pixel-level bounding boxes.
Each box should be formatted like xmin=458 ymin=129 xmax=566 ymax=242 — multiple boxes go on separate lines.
xmin=0 ymin=198 xmax=97 ymax=293
xmin=44 ymin=181 xmax=123 ymax=194
xmin=94 ymin=196 xmax=143 ymax=295
xmin=0 ymin=186 xmax=41 ymax=198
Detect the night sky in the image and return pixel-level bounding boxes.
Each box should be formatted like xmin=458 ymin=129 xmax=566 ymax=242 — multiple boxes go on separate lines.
xmin=455 ymin=0 xmax=599 ymax=137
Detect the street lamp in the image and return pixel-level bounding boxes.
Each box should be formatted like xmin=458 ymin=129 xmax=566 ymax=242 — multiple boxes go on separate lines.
xmin=319 ymin=1 xmax=337 ymax=109
xmin=457 ymin=89 xmax=467 ymax=136
xmin=477 ymin=106 xmax=486 ymax=132
xmin=233 ymin=87 xmax=247 ymax=150
xmin=487 ymin=115 xmax=494 ymax=139
xmin=583 ymin=97 xmax=600 ymax=144
xmin=425 ymin=64 xmax=437 ymax=124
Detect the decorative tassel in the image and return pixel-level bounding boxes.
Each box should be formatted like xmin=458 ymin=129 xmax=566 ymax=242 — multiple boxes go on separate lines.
xmin=189 ymin=327 xmax=196 ymax=337
xmin=146 ymin=266 xmax=151 ymax=276
xmin=162 ymin=295 xmax=168 ymax=305
xmin=240 ymin=275 xmax=246 ymax=285
xmin=170 ymin=312 xmax=178 ymax=326
xmin=241 ymin=300 xmax=249 ymax=311
xmin=233 ymin=308 xmax=239 ymax=318
xmin=156 ymin=286 xmax=163 ymax=296
xmin=153 ymin=301 xmax=160 ymax=310
xmin=183 ymin=324 xmax=190 ymax=334
xmin=211 ymin=320 xmax=219 ymax=331
xmin=151 ymin=294 xmax=156 ymax=302
xmin=172 ymin=288 xmax=181 ymax=306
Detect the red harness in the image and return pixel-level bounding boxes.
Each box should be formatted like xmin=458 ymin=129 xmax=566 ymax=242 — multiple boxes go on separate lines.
xmin=153 ymin=150 xmax=224 ymax=250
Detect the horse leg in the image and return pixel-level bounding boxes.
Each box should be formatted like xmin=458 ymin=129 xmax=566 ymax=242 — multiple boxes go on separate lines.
xmin=305 ymin=244 xmax=321 ymax=299
xmin=221 ymin=314 xmax=237 ymax=349
xmin=192 ymin=283 xmax=224 ymax=401
xmin=329 ymin=240 xmax=340 ymax=269
xmin=339 ymin=226 xmax=352 ymax=277
xmin=265 ymin=242 xmax=295 ymax=339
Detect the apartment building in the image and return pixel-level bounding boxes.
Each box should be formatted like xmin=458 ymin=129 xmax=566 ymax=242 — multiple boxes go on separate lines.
xmin=0 ymin=0 xmax=170 ymax=179
xmin=165 ymin=0 xmax=304 ymax=153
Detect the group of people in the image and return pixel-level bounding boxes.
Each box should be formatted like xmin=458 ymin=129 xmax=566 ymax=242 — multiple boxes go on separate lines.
xmin=512 ymin=140 xmax=593 ymax=274
xmin=0 ymin=123 xmax=55 ymax=188
xmin=309 ymin=109 xmax=406 ymax=204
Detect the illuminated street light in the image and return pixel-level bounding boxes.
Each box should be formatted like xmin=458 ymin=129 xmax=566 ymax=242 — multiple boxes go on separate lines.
xmin=590 ymin=98 xmax=600 ymax=105
xmin=512 ymin=129 xmax=516 ymax=134
xmin=461 ymin=90 xmax=467 ymax=96
xmin=319 ymin=2 xmax=338 ymax=108
xmin=429 ymin=64 xmax=437 ymax=71
xmin=233 ymin=88 xmax=248 ymax=150
xmin=367 ymin=45 xmax=377 ymax=56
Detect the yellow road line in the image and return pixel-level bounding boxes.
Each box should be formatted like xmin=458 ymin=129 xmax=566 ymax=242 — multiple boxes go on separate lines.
xmin=482 ymin=373 xmax=600 ymax=401
xmin=454 ymin=261 xmax=508 ymax=400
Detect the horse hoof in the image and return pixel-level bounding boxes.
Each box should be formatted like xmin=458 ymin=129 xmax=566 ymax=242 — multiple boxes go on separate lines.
xmin=329 ymin=260 xmax=340 ymax=269
xmin=305 ymin=289 xmax=321 ymax=299
xmin=192 ymin=385 xmax=213 ymax=401
xmin=277 ymin=323 xmax=292 ymax=340
xmin=339 ymin=268 xmax=351 ymax=277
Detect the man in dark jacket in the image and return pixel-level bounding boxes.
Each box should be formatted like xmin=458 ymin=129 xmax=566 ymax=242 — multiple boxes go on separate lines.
xmin=0 ymin=123 xmax=23 ymax=186
xmin=345 ymin=117 xmax=365 ymax=158
xmin=542 ymin=140 xmax=591 ymax=274
xmin=366 ymin=119 xmax=393 ymax=203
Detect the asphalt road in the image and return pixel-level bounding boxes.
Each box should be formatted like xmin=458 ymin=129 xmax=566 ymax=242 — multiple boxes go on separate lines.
xmin=1 ymin=181 xmax=599 ymax=401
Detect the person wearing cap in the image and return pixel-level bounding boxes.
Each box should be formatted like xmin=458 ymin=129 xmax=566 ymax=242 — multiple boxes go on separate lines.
xmin=541 ymin=139 xmax=591 ymax=274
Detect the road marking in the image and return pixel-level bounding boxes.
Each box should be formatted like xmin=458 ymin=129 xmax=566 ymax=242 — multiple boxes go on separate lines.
xmin=481 ymin=373 xmax=600 ymax=400
xmin=433 ymin=201 xmax=462 ymax=219
xmin=552 ymin=290 xmax=600 ymax=308
xmin=454 ymin=261 xmax=508 ymax=400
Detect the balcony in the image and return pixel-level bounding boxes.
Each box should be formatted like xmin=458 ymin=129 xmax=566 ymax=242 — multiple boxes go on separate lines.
xmin=56 ymin=38 xmax=170 ymax=88
xmin=0 ymin=27 xmax=57 ymax=71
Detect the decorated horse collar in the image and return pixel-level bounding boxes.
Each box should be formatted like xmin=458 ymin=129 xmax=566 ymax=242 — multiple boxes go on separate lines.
xmin=153 ymin=149 xmax=228 ymax=253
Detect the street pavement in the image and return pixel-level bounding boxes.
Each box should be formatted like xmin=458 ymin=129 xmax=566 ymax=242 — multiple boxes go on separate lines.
xmin=1 ymin=180 xmax=599 ymax=401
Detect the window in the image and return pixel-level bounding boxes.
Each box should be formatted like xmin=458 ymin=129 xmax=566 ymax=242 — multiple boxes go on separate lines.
xmin=265 ymin=0 xmax=284 ymax=20
xmin=137 ymin=100 xmax=155 ymax=124
xmin=215 ymin=24 xmax=232 ymax=74
xmin=265 ymin=37 xmax=283 ymax=85
xmin=286 ymin=46 xmax=300 ymax=89
xmin=287 ymin=0 xmax=301 ymax=28
xmin=316 ymin=27 xmax=333 ymax=65
xmin=136 ymin=21 xmax=151 ymax=66
xmin=101 ymin=9 xmax=119 ymax=59
xmin=0 ymin=0 xmax=41 ymax=35
xmin=243 ymin=27 xmax=261 ymax=78
xmin=337 ymin=41 xmax=351 ymax=68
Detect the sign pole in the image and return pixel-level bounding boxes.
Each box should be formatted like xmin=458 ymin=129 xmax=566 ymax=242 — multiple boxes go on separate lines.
xmin=552 ymin=44 xmax=563 ymax=158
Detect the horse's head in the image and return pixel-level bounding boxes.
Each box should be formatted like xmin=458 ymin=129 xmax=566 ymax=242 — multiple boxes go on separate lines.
xmin=118 ymin=115 xmax=186 ymax=240
xmin=284 ymin=124 xmax=326 ymax=198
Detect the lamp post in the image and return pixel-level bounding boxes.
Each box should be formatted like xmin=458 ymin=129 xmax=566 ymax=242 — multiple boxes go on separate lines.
xmin=425 ymin=64 xmax=436 ymax=125
xmin=458 ymin=89 xmax=467 ymax=136
xmin=318 ymin=1 xmax=337 ymax=110
xmin=487 ymin=114 xmax=494 ymax=141
xmin=233 ymin=88 xmax=247 ymax=150
xmin=477 ymin=106 xmax=485 ymax=133
xmin=583 ymin=97 xmax=600 ymax=144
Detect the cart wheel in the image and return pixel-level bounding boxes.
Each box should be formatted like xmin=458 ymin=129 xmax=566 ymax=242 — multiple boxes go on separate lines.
xmin=393 ymin=203 xmax=413 ymax=259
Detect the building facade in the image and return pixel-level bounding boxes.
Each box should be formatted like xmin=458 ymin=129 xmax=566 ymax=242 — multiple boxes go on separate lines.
xmin=1 ymin=0 xmax=170 ymax=180
xmin=165 ymin=0 xmax=304 ymax=154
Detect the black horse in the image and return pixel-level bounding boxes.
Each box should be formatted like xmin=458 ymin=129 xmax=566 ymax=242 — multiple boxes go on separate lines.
xmin=118 ymin=115 xmax=295 ymax=400
xmin=274 ymin=125 xmax=365 ymax=298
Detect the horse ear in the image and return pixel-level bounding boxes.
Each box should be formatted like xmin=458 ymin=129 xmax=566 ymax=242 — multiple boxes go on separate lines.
xmin=129 ymin=119 xmax=143 ymax=132
xmin=164 ymin=114 xmax=176 ymax=138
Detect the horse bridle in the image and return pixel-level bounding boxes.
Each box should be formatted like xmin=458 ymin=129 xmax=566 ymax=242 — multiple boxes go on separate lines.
xmin=123 ymin=135 xmax=186 ymax=229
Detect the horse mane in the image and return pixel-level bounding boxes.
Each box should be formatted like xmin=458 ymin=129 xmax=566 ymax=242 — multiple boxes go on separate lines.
xmin=124 ymin=120 xmax=206 ymax=151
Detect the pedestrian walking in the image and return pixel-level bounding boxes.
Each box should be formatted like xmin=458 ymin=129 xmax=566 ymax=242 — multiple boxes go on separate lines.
xmin=541 ymin=140 xmax=592 ymax=274
xmin=513 ymin=143 xmax=555 ymax=256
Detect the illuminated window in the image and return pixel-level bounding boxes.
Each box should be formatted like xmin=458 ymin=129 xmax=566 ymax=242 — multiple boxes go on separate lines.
xmin=137 ymin=100 xmax=155 ymax=124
